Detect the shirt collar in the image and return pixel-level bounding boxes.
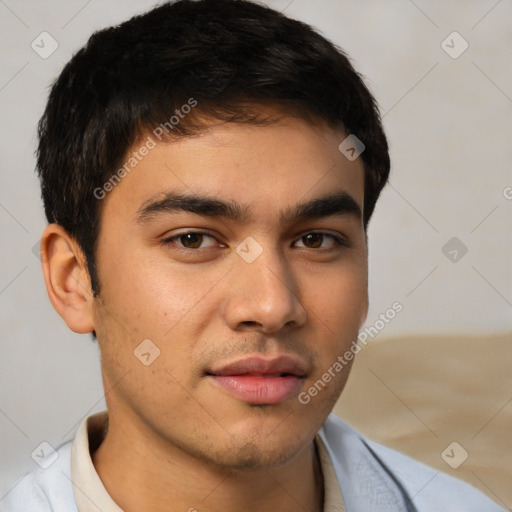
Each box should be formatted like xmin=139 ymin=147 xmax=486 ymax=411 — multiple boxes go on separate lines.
xmin=71 ymin=410 xmax=123 ymax=512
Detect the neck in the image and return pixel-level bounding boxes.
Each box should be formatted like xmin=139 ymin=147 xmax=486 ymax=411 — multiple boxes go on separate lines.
xmin=92 ymin=410 xmax=324 ymax=512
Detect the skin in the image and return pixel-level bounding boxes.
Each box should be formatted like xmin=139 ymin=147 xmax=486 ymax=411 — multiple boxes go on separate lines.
xmin=41 ymin=113 xmax=368 ymax=512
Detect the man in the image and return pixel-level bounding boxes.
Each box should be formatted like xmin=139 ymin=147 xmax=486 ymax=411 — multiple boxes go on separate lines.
xmin=0 ymin=0 xmax=505 ymax=511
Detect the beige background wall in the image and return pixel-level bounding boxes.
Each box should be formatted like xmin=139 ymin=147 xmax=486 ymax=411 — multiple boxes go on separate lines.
xmin=1 ymin=0 xmax=510 ymax=507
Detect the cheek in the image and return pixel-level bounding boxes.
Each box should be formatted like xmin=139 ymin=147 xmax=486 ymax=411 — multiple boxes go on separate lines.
xmin=95 ymin=251 xmax=233 ymax=370
xmin=304 ymin=261 xmax=367 ymax=332
xmin=96 ymin=241 xmax=196 ymax=327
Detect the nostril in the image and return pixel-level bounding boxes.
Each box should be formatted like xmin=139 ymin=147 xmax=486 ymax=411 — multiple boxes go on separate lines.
xmin=241 ymin=321 xmax=261 ymax=327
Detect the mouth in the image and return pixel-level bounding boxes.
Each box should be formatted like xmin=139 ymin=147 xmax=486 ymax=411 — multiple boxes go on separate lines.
xmin=206 ymin=355 xmax=307 ymax=405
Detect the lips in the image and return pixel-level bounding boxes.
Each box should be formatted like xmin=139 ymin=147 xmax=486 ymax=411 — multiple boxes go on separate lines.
xmin=207 ymin=355 xmax=307 ymax=405
xmin=208 ymin=355 xmax=307 ymax=378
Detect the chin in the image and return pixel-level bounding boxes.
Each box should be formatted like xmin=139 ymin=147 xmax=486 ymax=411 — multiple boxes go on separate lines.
xmin=212 ymin=410 xmax=322 ymax=470
xmin=206 ymin=432 xmax=307 ymax=471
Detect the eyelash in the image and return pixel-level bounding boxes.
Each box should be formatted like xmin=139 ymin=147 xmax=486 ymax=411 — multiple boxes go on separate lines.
xmin=161 ymin=231 xmax=349 ymax=251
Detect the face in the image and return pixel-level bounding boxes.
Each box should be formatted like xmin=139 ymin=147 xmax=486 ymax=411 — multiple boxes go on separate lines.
xmin=91 ymin=115 xmax=368 ymax=470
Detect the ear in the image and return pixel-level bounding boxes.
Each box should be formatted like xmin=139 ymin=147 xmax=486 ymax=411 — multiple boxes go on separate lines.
xmin=40 ymin=224 xmax=95 ymax=334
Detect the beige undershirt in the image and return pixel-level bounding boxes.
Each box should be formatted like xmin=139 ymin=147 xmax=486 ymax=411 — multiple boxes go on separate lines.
xmin=70 ymin=411 xmax=346 ymax=512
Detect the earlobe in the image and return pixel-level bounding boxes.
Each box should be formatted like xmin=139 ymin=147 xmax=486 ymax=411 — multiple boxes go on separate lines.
xmin=40 ymin=224 xmax=95 ymax=334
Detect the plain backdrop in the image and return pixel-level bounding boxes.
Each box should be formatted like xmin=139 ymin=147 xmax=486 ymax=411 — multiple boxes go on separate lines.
xmin=1 ymin=0 xmax=511 ymax=497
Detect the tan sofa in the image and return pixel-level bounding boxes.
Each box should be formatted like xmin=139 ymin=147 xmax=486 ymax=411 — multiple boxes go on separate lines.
xmin=333 ymin=334 xmax=511 ymax=509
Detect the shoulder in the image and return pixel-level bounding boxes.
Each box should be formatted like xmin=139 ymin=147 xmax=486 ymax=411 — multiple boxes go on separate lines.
xmin=320 ymin=413 xmax=506 ymax=512
xmin=0 ymin=441 xmax=77 ymax=512
xmin=364 ymin=437 xmax=505 ymax=511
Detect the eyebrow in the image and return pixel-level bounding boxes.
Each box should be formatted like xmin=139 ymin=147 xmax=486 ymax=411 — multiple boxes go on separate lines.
xmin=135 ymin=191 xmax=362 ymax=224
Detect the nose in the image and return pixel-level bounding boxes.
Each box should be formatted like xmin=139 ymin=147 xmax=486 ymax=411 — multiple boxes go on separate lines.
xmin=223 ymin=247 xmax=307 ymax=334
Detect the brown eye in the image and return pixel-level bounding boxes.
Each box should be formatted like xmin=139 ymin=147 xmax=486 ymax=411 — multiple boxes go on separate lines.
xmin=302 ymin=233 xmax=324 ymax=248
xmin=294 ymin=232 xmax=344 ymax=249
xmin=162 ymin=231 xmax=220 ymax=250
xmin=179 ymin=233 xmax=204 ymax=248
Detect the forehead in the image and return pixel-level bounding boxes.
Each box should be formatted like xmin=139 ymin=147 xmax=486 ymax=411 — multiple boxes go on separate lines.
xmin=101 ymin=116 xmax=365 ymax=224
